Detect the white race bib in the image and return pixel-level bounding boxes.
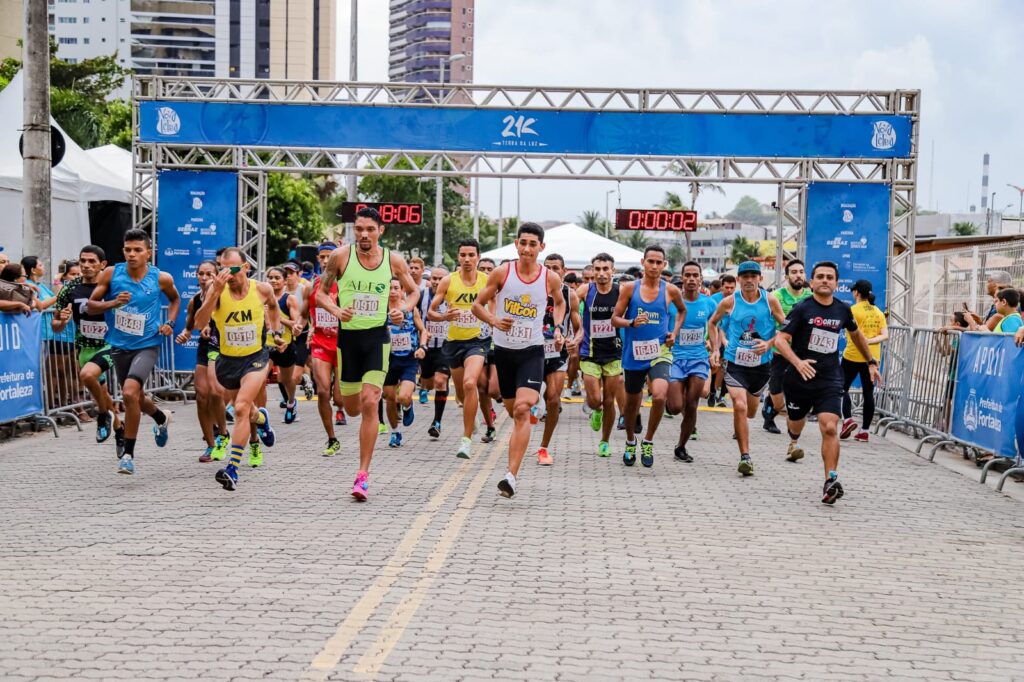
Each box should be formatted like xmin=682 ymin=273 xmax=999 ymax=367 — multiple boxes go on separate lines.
xmin=631 ymin=338 xmax=661 ymax=362
xmin=352 ymin=293 xmax=380 ymax=317
xmin=390 ymin=332 xmax=412 ymax=353
xmin=678 ymin=327 xmax=705 ymax=346
xmin=314 ymin=307 xmax=338 ymax=329
xmin=590 ymin=318 xmax=615 ymax=339
xmin=808 ymin=327 xmax=839 ymax=354
xmin=80 ymin=320 xmax=108 ymax=340
xmin=114 ymin=309 xmax=146 ymax=337
xmin=225 ymin=324 xmax=257 ymax=349
xmin=506 ymin=319 xmax=534 ymax=344
xmin=734 ymin=346 xmax=761 ymax=367
xmin=543 ymin=338 xmax=560 ymax=359
xmin=452 ymin=308 xmax=479 ymax=329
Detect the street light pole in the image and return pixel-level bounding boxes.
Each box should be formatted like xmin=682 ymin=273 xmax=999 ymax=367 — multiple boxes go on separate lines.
xmin=345 ymin=0 xmax=358 ymax=244
xmin=604 ymin=189 xmax=615 ymax=237
xmin=1009 ymin=184 xmax=1024 ymax=235
xmin=23 ymin=0 xmax=51 ymax=270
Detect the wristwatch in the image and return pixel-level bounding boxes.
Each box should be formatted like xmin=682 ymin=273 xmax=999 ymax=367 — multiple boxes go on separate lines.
xmin=868 ymin=359 xmax=878 ymax=366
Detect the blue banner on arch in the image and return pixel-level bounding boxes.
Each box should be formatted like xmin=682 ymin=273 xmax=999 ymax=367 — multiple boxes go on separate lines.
xmin=950 ymin=333 xmax=1024 ymax=458
xmin=139 ymin=101 xmax=913 ymax=159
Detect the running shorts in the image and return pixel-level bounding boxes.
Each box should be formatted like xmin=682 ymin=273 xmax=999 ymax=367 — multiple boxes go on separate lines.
xmin=419 ymin=347 xmax=449 ymax=380
xmin=196 ymin=339 xmax=211 ymax=367
xmin=768 ymin=354 xmax=788 ymax=395
xmin=493 ymin=345 xmax=544 ymax=400
xmin=111 ymin=346 xmax=160 ymax=386
xmin=443 ymin=337 xmax=490 ymax=369
xmin=79 ymin=344 xmax=113 ymax=374
xmin=783 ymin=376 xmax=843 ymax=421
xmin=384 ymin=354 xmax=419 ymax=387
xmin=580 ymin=358 xmax=623 ymax=378
xmin=215 ymin=348 xmax=270 ymax=391
xmin=670 ymin=357 xmax=711 ymax=382
xmin=311 ymin=345 xmax=337 ymax=366
xmin=724 ymin=361 xmax=771 ymax=395
xmin=269 ymin=344 xmax=297 ymax=369
xmin=336 ymin=325 xmax=390 ymax=396
xmin=544 ymin=356 xmax=569 ymax=377
xmin=293 ymin=330 xmax=310 ymax=365
xmin=624 ymin=362 xmax=670 ymax=394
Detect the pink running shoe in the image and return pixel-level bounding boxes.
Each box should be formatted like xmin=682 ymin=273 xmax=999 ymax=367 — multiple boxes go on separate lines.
xmin=854 ymin=430 xmax=869 ymax=443
xmin=351 ymin=471 xmax=369 ymax=501
xmin=840 ymin=418 xmax=857 ymax=440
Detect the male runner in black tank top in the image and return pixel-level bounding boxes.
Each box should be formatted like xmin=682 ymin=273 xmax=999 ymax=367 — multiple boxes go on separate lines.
xmin=578 ymin=253 xmax=623 ymax=457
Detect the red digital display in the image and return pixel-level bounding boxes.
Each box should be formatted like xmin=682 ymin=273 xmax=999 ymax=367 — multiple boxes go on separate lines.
xmin=615 ymin=208 xmax=698 ymax=232
xmin=339 ymin=201 xmax=423 ymax=224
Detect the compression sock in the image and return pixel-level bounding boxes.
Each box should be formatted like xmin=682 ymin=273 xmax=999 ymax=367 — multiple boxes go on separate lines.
xmin=434 ymin=391 xmax=448 ymax=421
xmin=123 ymin=438 xmax=136 ymax=457
xmin=151 ymin=409 xmax=167 ymax=426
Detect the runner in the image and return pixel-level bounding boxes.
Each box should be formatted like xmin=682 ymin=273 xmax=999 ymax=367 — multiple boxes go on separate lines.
xmin=51 ymin=245 xmax=125 ymax=451
xmin=192 ymin=248 xmax=285 ymax=490
xmin=476 ymin=257 xmax=498 ymax=444
xmin=472 ymin=222 xmax=565 ymax=498
xmin=708 ymin=261 xmax=785 ymax=477
xmin=840 ymin=279 xmax=888 ymax=442
xmin=707 ymin=274 xmax=736 ymax=407
xmin=173 ymin=259 xmax=229 ymax=462
xmin=578 ymin=252 xmax=623 ymax=457
xmin=87 ymin=229 xmax=181 ymax=475
xmin=266 ymin=266 xmax=303 ymax=424
xmin=283 ymin=262 xmax=314 ymax=402
xmin=383 ymin=278 xmax=428 ymax=448
xmin=419 ymin=266 xmax=452 ymax=439
xmin=535 ymin=253 xmax=582 ymax=466
xmin=611 ymin=245 xmax=686 ymax=468
xmin=772 ymin=261 xmax=880 ymax=504
xmin=666 ymin=261 xmax=718 ymax=463
xmin=408 ymin=256 xmax=431 ymax=405
xmin=763 ymin=259 xmax=812 ymax=434
xmin=316 ymin=206 xmax=420 ymax=501
xmin=306 ymin=245 xmax=344 ymax=456
xmin=428 ymin=238 xmax=489 ymax=459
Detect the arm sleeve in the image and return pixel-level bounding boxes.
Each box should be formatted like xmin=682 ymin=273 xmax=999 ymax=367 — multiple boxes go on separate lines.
xmin=54 ymin=280 xmax=75 ymax=310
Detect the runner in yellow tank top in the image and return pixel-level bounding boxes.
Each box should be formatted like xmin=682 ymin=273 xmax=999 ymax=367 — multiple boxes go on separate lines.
xmin=193 ymin=248 xmax=287 ymax=491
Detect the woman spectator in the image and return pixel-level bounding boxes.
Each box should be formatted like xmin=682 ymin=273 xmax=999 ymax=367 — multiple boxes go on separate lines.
xmin=0 ymin=262 xmax=34 ymax=314
xmin=840 ymin=279 xmax=888 ymax=442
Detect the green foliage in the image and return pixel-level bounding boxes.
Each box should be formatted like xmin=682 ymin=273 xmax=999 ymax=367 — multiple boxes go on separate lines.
xmin=614 ymin=228 xmax=649 ymax=251
xmin=50 ymin=87 xmax=104 ymax=147
xmin=101 ymin=99 xmax=132 ymax=150
xmin=667 ymin=243 xmax=686 ymax=270
xmin=266 ymin=173 xmax=327 ymax=264
xmin=579 ymin=209 xmax=609 ymax=235
xmin=951 ymin=221 xmax=979 ymax=236
xmin=729 ymin=236 xmax=760 ymax=264
xmin=726 ymin=195 xmax=773 ymax=226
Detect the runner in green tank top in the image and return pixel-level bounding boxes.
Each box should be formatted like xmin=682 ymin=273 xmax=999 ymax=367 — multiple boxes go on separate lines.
xmin=316 ymin=206 xmax=421 ymax=501
xmin=764 ymin=259 xmax=813 ymax=435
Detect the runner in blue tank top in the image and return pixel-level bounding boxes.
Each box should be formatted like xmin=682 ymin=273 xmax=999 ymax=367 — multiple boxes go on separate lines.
xmin=708 ymin=261 xmax=785 ymax=477
xmin=612 ymin=245 xmax=686 ymax=469
xmin=383 ymin=277 xmax=427 ymax=449
xmin=88 ymin=229 xmax=181 ymax=476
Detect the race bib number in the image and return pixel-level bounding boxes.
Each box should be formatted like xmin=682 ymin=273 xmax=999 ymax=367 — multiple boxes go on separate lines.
xmin=314 ymin=307 xmax=338 ymax=329
xmin=678 ymin=327 xmax=705 ymax=346
xmin=808 ymin=327 xmax=839 ymax=354
xmin=391 ymin=332 xmax=412 ymax=353
xmin=114 ymin=309 xmax=146 ymax=337
xmin=426 ymin=320 xmax=446 ymax=337
xmin=504 ymin=319 xmax=534 ymax=345
xmin=590 ymin=318 xmax=615 ymax=339
xmin=631 ymin=338 xmax=661 ymax=362
xmin=79 ymin=320 xmax=108 ymax=340
xmin=352 ymin=293 xmax=380 ymax=317
xmin=544 ymin=338 xmax=560 ymax=359
xmin=734 ymin=346 xmax=761 ymax=367
xmin=225 ymin=324 xmax=258 ymax=349
xmin=452 ymin=308 xmax=479 ymax=329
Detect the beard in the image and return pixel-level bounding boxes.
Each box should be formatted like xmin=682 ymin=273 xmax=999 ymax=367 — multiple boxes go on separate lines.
xmin=790 ymin=280 xmax=805 ymax=291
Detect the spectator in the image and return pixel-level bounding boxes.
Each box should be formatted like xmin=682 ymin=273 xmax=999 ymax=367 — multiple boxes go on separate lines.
xmin=0 ymin=250 xmax=9 ymax=269
xmin=840 ymin=280 xmax=888 ymax=443
xmin=20 ymin=256 xmax=59 ymax=312
xmin=1 ymin=262 xmax=24 ymax=283
xmin=301 ymin=260 xmax=315 ymax=281
xmin=0 ymin=262 xmax=33 ymax=314
xmin=287 ymin=238 xmax=301 ymax=261
xmin=991 ymin=289 xmax=1022 ymax=334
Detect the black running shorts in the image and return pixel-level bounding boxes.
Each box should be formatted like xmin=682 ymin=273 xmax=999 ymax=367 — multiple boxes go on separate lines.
xmin=336 ymin=325 xmax=390 ymax=395
xmin=111 ymin=346 xmax=160 ymax=386
xmin=724 ymin=361 xmax=771 ymax=395
xmin=768 ymin=354 xmax=788 ymax=395
xmin=624 ymin=362 xmax=670 ymax=395
xmin=494 ymin=345 xmax=545 ymax=400
xmin=783 ymin=376 xmax=843 ymax=421
xmin=420 ymin=347 xmax=449 ymax=380
xmin=443 ymin=337 xmax=490 ymax=370
xmin=215 ymin=348 xmax=270 ymax=391
xmin=269 ymin=344 xmax=297 ymax=369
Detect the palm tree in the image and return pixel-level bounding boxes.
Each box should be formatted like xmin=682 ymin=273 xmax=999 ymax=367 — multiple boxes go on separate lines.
xmin=729 ymin=236 xmax=760 ymax=264
xmin=579 ymin=210 xmax=605 ymax=234
xmin=669 ymin=161 xmax=725 ymax=259
xmin=657 ymin=191 xmax=690 ymax=261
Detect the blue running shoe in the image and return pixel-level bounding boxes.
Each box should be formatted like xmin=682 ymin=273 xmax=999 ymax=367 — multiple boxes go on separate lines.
xmin=623 ymin=442 xmax=637 ymax=467
xmin=117 ymin=454 xmax=134 ymax=475
xmin=152 ymin=413 xmax=171 ymax=448
xmin=284 ymin=401 xmax=298 ymax=424
xmin=389 ymin=432 xmax=403 ymax=448
xmin=402 ymin=403 xmax=415 ymax=427
xmin=419 ymin=389 xmax=428 ymax=405
xmin=95 ymin=412 xmax=112 ymax=443
xmin=225 ymin=404 xmax=235 ymax=423
xmin=215 ymin=466 xmax=238 ymax=491
xmin=256 ymin=407 xmax=275 ymax=446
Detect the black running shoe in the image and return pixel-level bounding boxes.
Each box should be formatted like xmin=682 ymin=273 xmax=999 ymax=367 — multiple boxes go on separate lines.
xmin=481 ymin=426 xmax=496 ymax=443
xmin=428 ymin=420 xmax=441 ymax=439
xmin=822 ymin=475 xmax=844 ymax=505
xmin=616 ymin=416 xmax=626 ymax=431
xmin=674 ymin=445 xmax=693 ymax=463
xmin=114 ymin=426 xmax=126 ymax=458
xmin=762 ymin=418 xmax=781 ymax=434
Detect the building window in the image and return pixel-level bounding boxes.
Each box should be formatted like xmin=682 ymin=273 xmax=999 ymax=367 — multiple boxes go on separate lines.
xmin=58 ymin=16 xmax=77 ymax=23
xmin=83 ymin=37 xmax=89 ymax=43
xmin=58 ymin=37 xmax=77 ymax=44
xmin=83 ymin=16 xmax=88 ymax=22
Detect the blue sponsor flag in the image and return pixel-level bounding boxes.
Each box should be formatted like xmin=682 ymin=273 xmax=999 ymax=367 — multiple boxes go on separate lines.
xmin=0 ymin=312 xmax=43 ymax=422
xmin=950 ymin=333 xmax=1024 ymax=458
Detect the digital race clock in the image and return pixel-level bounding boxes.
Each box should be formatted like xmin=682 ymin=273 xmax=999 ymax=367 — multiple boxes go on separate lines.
xmin=615 ymin=208 xmax=698 ymax=232
xmin=338 ymin=201 xmax=423 ymax=225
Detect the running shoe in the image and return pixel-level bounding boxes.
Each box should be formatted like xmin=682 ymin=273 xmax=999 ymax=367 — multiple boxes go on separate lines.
xmin=402 ymin=403 xmax=415 ymax=427
xmin=529 ymin=406 xmax=539 ymax=425
xmin=152 ymin=413 xmax=171 ymax=448
xmin=623 ymin=441 xmax=637 ymax=467
xmin=854 ymin=430 xmax=869 ymax=443
xmin=114 ymin=426 xmax=126 ymax=458
xmin=351 ymin=471 xmax=369 ymax=501
xmin=322 ymin=438 xmax=341 ymax=457
xmin=762 ymin=418 xmax=781 ymax=435
xmin=840 ymin=418 xmax=857 ymax=440
xmin=536 ymin=447 xmax=553 ymax=466
xmin=691 ymin=428 xmax=698 ymax=441
xmin=117 ymin=454 xmax=134 ymax=475
xmin=302 ymin=375 xmax=314 ymax=401
xmin=481 ymin=426 xmax=496 ymax=444
xmin=786 ymin=442 xmax=805 ymax=463
xmin=737 ymin=454 xmax=754 ymax=476
xmin=255 ymin=408 xmax=275 ymax=447
xmin=589 ymin=408 xmax=603 ymax=432
xmin=490 ymin=408 xmax=497 ymax=423
xmin=389 ymin=432 xmax=403 ymax=448
xmin=640 ymin=441 xmax=654 ymax=468
xmin=279 ymin=399 xmax=288 ymax=409
xmin=497 ymin=472 xmax=517 ymax=498
xmin=419 ymin=389 xmax=429 ymax=405
xmin=581 ymin=400 xmax=592 ymax=417
xmin=674 ymin=445 xmax=693 ymax=463
xmin=225 ymin=404 xmax=235 ymax=423
xmin=456 ymin=436 xmax=472 ymax=459
xmin=215 ymin=466 xmax=238 ymax=491
xmin=284 ymin=401 xmax=298 ymax=424
xmin=248 ymin=442 xmax=263 ymax=468
xmin=378 ymin=422 xmax=388 ymax=436
xmin=428 ymin=420 xmax=441 ymax=439
xmin=211 ymin=436 xmax=227 ymax=461
xmin=571 ymin=383 xmax=582 ymax=397
xmin=199 ymin=446 xmax=214 ymax=463
xmin=822 ymin=472 xmax=845 ymax=505
xmin=335 ymin=409 xmax=346 ymax=426
xmin=598 ymin=441 xmax=611 ymax=458
xmin=95 ymin=412 xmax=112 ymax=443
xmin=616 ymin=415 xmax=626 ymax=431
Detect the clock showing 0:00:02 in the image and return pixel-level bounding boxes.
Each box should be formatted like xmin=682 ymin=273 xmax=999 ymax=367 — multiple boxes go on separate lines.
xmin=615 ymin=208 xmax=698 ymax=232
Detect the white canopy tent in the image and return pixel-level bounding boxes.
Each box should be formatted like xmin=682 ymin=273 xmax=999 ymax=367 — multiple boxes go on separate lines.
xmin=0 ymin=73 xmax=133 ymax=267
xmin=479 ymin=223 xmax=646 ymax=271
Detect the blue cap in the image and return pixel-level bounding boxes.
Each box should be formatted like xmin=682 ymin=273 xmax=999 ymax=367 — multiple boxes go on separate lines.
xmin=737 ymin=261 xmax=761 ymax=275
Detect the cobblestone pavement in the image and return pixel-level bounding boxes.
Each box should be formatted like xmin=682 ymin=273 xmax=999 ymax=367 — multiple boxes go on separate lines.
xmin=2 ymin=396 xmax=1023 ymax=681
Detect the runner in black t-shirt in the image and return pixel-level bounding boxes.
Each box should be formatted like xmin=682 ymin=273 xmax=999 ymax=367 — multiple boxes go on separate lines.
xmin=773 ymin=261 xmax=880 ymax=505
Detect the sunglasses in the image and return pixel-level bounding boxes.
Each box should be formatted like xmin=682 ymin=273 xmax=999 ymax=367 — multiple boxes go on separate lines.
xmin=227 ymin=266 xmax=243 ymax=274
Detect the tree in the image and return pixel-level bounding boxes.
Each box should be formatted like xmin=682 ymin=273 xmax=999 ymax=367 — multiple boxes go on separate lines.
xmin=266 ymin=173 xmax=327 ymax=264
xmin=667 ymin=243 xmax=686 ymax=271
xmin=614 ymin=228 xmax=649 ymax=251
xmin=579 ymin=209 xmax=609 ymax=235
xmin=726 ymin=195 xmax=773 ymax=226
xmin=669 ymin=161 xmax=725 ymax=260
xmin=657 ymin=191 xmax=693 ymax=261
xmin=951 ymin=221 xmax=979 ymax=236
xmin=729 ymin=236 xmax=760 ymax=264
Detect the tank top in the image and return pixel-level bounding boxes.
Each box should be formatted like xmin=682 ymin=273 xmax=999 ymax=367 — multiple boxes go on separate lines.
xmin=580 ymin=283 xmax=620 ymax=361
xmin=387 ymin=310 xmax=419 ymax=357
xmin=276 ymin=292 xmax=293 ymax=345
xmin=724 ymin=290 xmax=776 ymax=367
xmin=493 ymin=262 xmax=547 ymax=351
xmin=190 ymin=290 xmax=220 ymax=350
xmin=104 ymin=263 xmax=163 ymax=351
xmin=337 ymin=247 xmax=392 ymax=331
xmin=772 ymin=286 xmax=812 ymax=329
xmin=310 ymin=278 xmax=339 ymax=344
xmin=994 ymin=312 xmax=1022 ymax=334
xmin=622 ymin=280 xmax=670 ymax=371
xmin=673 ymin=293 xmax=716 ymax=361
xmin=285 ymin=280 xmax=308 ymax=325
xmin=542 ymin=283 xmax=572 ymax=360
xmin=212 ymin=279 xmax=266 ymax=357
xmin=445 ymin=270 xmax=487 ymax=341
xmin=69 ymin=280 xmax=108 ymax=347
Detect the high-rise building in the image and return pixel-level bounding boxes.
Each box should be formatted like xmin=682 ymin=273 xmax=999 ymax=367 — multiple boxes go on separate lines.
xmin=47 ymin=0 xmax=335 ymax=81
xmin=388 ymin=0 xmax=474 ymax=86
xmin=0 ymin=0 xmax=22 ymax=61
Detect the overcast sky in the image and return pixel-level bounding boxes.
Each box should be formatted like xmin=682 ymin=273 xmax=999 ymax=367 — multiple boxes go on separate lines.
xmin=335 ymin=1 xmax=1024 ymax=225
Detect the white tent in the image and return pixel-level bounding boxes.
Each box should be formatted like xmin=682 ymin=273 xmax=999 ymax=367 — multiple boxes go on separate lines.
xmin=0 ymin=73 xmax=133 ymax=266
xmin=479 ymin=223 xmax=646 ymax=271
